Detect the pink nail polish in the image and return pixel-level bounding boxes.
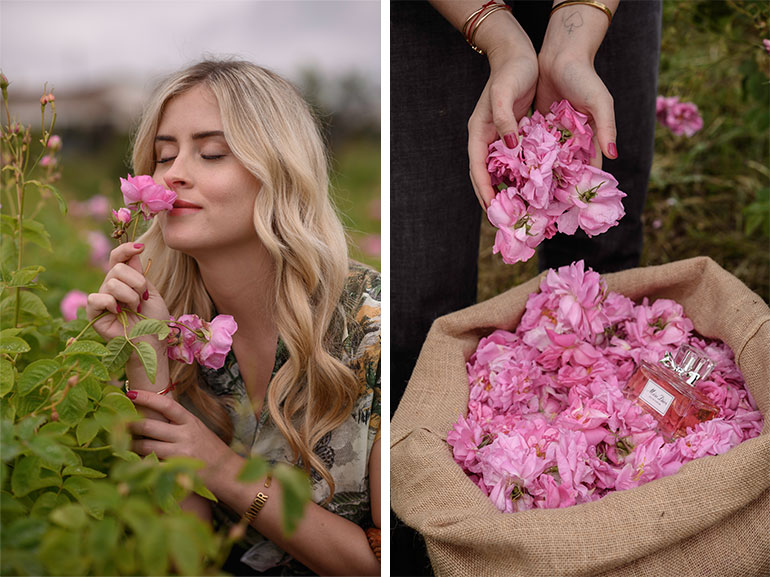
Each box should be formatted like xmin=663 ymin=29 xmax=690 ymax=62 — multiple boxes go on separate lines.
xmin=116 ymin=304 xmax=122 ymax=314
xmin=133 ymin=243 xmax=144 ymax=249
xmin=608 ymin=142 xmax=618 ymax=158
xmin=142 ymin=290 xmax=149 ymax=301
xmin=503 ymin=133 xmax=517 ymax=149
xmin=126 ymin=390 xmax=137 ymax=400
xmin=137 ymin=302 xmax=142 ymax=314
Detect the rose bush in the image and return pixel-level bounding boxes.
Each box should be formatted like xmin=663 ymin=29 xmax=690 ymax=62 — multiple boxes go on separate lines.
xmin=0 ymin=79 xmax=310 ymax=576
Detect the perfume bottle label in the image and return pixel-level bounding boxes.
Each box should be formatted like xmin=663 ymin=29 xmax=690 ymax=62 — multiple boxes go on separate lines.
xmin=639 ymin=379 xmax=675 ymax=416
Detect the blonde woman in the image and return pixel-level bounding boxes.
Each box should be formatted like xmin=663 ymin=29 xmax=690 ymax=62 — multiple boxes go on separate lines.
xmin=86 ymin=60 xmax=381 ymax=576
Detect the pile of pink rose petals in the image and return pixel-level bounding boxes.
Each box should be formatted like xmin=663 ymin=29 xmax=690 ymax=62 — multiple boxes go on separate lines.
xmin=447 ymin=261 xmax=763 ymax=512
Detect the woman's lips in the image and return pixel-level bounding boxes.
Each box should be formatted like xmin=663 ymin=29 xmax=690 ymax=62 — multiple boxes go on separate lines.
xmin=169 ymin=199 xmax=201 ymax=215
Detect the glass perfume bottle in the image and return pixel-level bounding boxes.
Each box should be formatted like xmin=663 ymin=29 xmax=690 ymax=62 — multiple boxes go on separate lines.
xmin=625 ymin=344 xmax=719 ymax=438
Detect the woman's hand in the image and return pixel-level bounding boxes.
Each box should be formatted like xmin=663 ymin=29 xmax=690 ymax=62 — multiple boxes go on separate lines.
xmin=469 ymin=44 xmax=538 ymax=208
xmin=127 ymin=390 xmax=237 ymax=486
xmin=86 ymin=242 xmax=170 ymax=338
xmin=536 ymin=1 xmax=620 ymax=167
xmin=87 ymin=242 xmax=172 ymax=392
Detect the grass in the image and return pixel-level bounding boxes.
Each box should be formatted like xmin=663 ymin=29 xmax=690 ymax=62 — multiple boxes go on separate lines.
xmin=478 ymin=0 xmax=770 ymax=304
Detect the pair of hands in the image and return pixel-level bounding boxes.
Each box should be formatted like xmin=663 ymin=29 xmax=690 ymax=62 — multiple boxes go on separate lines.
xmin=85 ymin=242 xmax=233 ymax=479
xmin=469 ymin=15 xmax=618 ymax=209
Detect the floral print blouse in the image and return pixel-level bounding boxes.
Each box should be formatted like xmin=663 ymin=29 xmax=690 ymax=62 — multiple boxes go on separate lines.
xmin=183 ymin=262 xmax=380 ymax=575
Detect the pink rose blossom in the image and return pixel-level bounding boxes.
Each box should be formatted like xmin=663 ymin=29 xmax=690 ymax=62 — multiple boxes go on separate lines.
xmin=87 ymin=230 xmax=111 ymax=270
xmin=60 ymin=289 xmax=88 ymax=321
xmin=555 ymin=166 xmax=626 ymax=237
xmin=167 ymin=313 xmax=237 ymax=370
xmin=112 ymin=207 xmax=132 ymax=224
xmin=656 ymin=96 xmax=704 ymax=137
xmin=120 ymin=174 xmax=177 ymax=219
xmin=47 ymin=134 xmax=62 ymax=150
xmin=763 ymin=39 xmax=770 ymax=56
xmin=197 ymin=314 xmax=238 ymax=369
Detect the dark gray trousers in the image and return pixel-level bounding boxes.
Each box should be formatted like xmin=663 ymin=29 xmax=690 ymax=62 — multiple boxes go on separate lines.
xmin=390 ymin=3 xmax=661 ymax=573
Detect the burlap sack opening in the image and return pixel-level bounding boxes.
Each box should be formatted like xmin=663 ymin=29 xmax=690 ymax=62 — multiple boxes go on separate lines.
xmin=391 ymin=257 xmax=770 ymax=577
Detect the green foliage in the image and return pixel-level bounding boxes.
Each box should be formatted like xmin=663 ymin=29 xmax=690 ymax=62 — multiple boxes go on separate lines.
xmin=1 ymin=81 xmax=311 ymax=575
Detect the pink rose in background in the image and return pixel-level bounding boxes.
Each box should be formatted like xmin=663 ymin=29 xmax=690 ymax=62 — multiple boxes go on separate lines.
xmin=60 ymin=289 xmax=88 ymax=321
xmin=120 ymin=174 xmax=177 ymax=219
xmin=656 ymin=96 xmax=704 ymax=137
xmin=47 ymin=134 xmax=62 ymax=151
xmin=762 ymin=39 xmax=770 ymax=56
xmin=87 ymin=230 xmax=111 ymax=270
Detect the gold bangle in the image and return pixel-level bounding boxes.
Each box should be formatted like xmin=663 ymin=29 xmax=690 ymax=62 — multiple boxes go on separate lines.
xmin=124 ymin=380 xmax=176 ymax=396
xmin=468 ymin=4 xmax=513 ymax=54
xmin=242 ymin=491 xmax=269 ymax=524
xmin=241 ymin=473 xmax=273 ymax=524
xmin=550 ymin=0 xmax=613 ymax=26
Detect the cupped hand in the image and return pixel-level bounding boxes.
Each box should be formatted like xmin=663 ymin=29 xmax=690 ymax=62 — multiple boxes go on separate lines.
xmin=536 ymin=52 xmax=617 ymax=169
xmin=469 ymin=46 xmax=538 ymax=209
xmin=128 ymin=390 xmax=237 ymax=487
xmin=86 ymin=242 xmax=170 ymax=343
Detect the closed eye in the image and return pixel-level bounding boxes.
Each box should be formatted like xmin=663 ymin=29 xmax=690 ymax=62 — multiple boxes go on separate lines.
xmin=156 ymin=156 xmax=176 ymax=164
xmin=202 ymin=154 xmax=225 ymax=160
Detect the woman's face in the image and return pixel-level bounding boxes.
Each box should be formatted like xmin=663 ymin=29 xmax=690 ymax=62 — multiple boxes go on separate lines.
xmin=152 ymin=84 xmax=262 ymax=257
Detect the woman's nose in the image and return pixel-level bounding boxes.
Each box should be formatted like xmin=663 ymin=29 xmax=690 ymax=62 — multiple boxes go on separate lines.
xmin=162 ymin=155 xmax=190 ymax=190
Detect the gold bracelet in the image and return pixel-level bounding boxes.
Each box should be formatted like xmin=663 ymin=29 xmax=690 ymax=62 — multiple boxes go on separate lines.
xmin=241 ymin=473 xmax=273 ymax=524
xmin=124 ymin=380 xmax=176 ymax=396
xmin=550 ymin=0 xmax=613 ymax=26
xmin=469 ymin=4 xmax=513 ymax=54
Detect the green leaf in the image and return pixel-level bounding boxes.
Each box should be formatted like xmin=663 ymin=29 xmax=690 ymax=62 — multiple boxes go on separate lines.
xmin=6 ymin=265 xmax=45 ymax=288
xmin=64 ymin=353 xmax=109 ymax=380
xmin=38 ymin=421 xmax=70 ymax=437
xmin=193 ymin=483 xmax=217 ymax=501
xmin=61 ymin=340 xmax=108 ymax=357
xmin=17 ymin=358 xmax=60 ymax=396
xmin=62 ymin=476 xmax=107 ymax=519
xmin=167 ymin=516 xmax=205 ymax=576
xmin=11 ymin=456 xmax=61 ymax=497
xmin=62 ymin=465 xmax=106 ymax=479
xmin=57 ymin=384 xmax=89 ymax=426
xmin=88 ymin=517 xmax=120 ymax=565
xmin=50 ymin=503 xmax=88 ymax=529
xmin=15 ymin=414 xmax=47 ymax=440
xmin=3 ymin=517 xmax=48 ymax=548
xmin=31 ymin=491 xmax=71 ymax=517
xmin=273 ymin=463 xmax=312 ymax=536
xmin=130 ymin=318 xmax=170 ymax=340
xmin=21 ymin=219 xmax=52 ymax=251
xmin=237 ymin=456 xmax=270 ymax=483
xmin=135 ymin=340 xmax=158 ymax=384
xmin=136 ymin=513 xmax=169 ymax=576
xmin=0 ymin=419 xmax=22 ymax=463
xmin=0 ymin=358 xmax=15 ymax=396
xmin=0 ymin=291 xmax=51 ymax=325
xmin=104 ymin=336 xmax=132 ymax=373
xmin=80 ymin=375 xmax=104 ymax=400
xmin=0 ymin=335 xmax=31 ymax=354
xmin=0 ymin=490 xmax=28 ymax=515
xmin=0 ymin=214 xmax=15 ymax=236
xmin=76 ymin=416 xmax=101 ymax=445
xmin=28 ymin=435 xmax=79 ymax=467
xmin=40 ymin=528 xmax=88 ymax=576
xmin=100 ymin=391 xmax=137 ymax=418
xmin=84 ymin=481 xmax=121 ymax=515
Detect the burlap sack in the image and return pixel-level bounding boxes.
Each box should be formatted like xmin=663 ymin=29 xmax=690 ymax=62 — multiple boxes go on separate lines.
xmin=391 ymin=257 xmax=770 ymax=577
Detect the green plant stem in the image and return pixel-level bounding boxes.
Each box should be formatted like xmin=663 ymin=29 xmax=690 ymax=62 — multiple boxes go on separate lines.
xmin=65 ymin=311 xmax=109 ymax=346
xmin=130 ymin=216 xmax=139 ymax=242
xmin=13 ymin=169 xmax=24 ymax=327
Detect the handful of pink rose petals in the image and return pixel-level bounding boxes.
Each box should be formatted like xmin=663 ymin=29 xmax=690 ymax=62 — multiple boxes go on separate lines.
xmin=447 ymin=261 xmax=763 ymax=513
xmin=486 ymin=101 xmax=626 ymax=264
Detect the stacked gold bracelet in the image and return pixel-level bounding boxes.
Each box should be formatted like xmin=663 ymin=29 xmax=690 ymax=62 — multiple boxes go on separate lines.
xmin=461 ymin=1 xmax=513 ymax=55
xmin=550 ymin=0 xmax=613 ymax=26
xmin=242 ymin=473 xmax=272 ymax=525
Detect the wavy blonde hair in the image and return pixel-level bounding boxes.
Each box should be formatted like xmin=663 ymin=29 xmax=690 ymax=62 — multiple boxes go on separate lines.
xmin=131 ymin=60 xmax=358 ymax=497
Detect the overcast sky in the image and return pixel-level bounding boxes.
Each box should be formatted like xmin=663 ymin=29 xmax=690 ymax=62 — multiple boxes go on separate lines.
xmin=0 ymin=0 xmax=380 ymax=92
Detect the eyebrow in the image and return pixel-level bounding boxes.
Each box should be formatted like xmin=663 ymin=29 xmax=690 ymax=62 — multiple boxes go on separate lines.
xmin=155 ymin=130 xmax=225 ymax=142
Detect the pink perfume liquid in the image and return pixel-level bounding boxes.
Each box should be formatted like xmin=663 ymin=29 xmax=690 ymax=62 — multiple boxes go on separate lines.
xmin=625 ymin=360 xmax=719 ymax=438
